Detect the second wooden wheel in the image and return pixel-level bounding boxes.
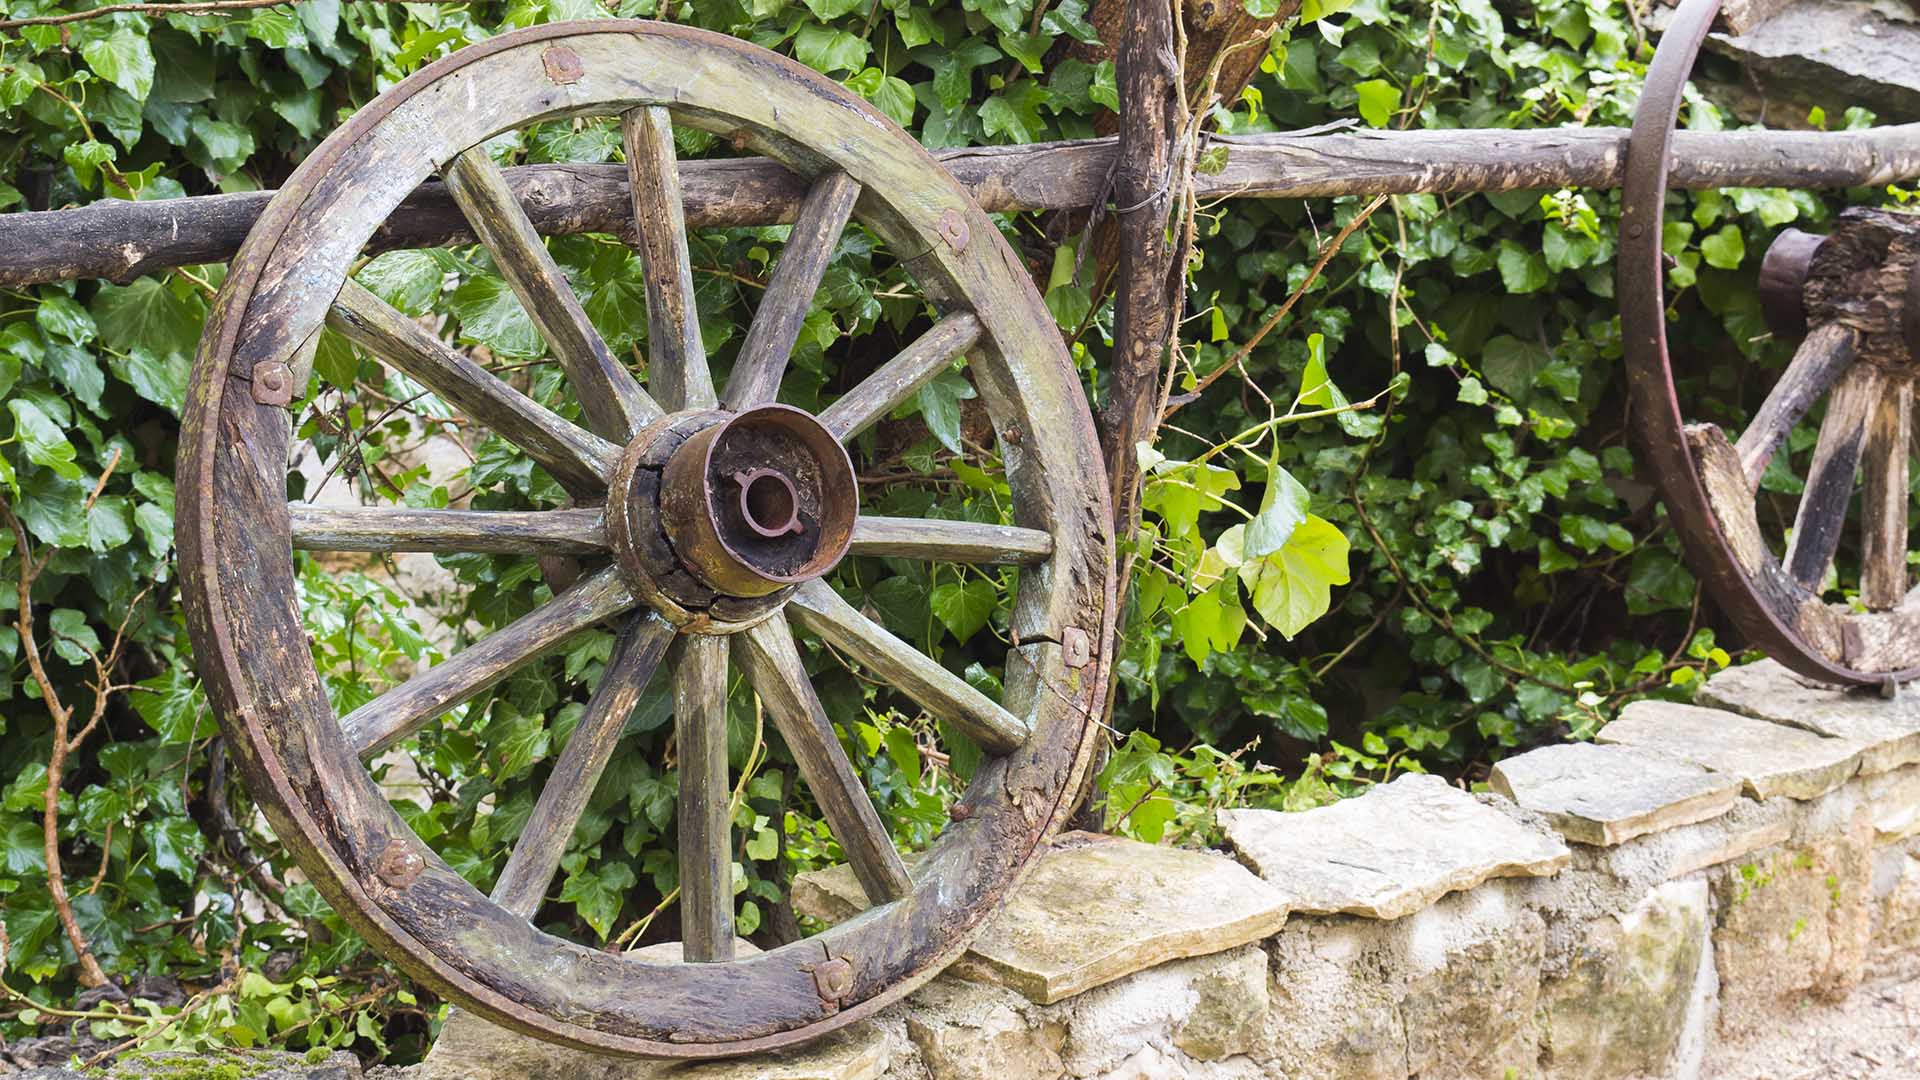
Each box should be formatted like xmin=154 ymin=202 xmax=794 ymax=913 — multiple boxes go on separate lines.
xmin=178 ymin=22 xmax=1112 ymax=1056
xmin=1622 ymin=0 xmax=1920 ymax=685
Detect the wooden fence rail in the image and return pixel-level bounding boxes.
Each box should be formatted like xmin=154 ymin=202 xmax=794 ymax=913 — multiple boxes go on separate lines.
xmin=2 ymin=124 xmax=1917 ymax=287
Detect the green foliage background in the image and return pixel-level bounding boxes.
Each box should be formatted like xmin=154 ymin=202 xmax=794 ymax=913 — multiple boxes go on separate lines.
xmin=0 ymin=0 xmax=1904 ymax=1062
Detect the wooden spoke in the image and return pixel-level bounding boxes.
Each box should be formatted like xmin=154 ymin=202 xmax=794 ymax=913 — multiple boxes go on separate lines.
xmin=850 ymin=517 xmax=1052 ymax=565
xmin=444 ymin=146 xmax=660 ymax=440
xmin=673 ymin=634 xmax=733 ymax=962
xmin=491 ymin=614 xmax=675 ymax=919
xmin=622 ymin=107 xmax=715 ymax=411
xmin=1784 ymin=364 xmax=1885 ymax=590
xmin=290 ymin=505 xmax=605 ymax=555
xmin=1860 ymin=377 xmax=1914 ymax=609
xmin=341 ymin=565 xmax=636 ymax=757
xmin=1735 ymin=323 xmax=1862 ymax=488
xmin=721 ymin=171 xmax=861 ymax=409
xmin=788 ymin=580 xmax=1027 ymax=755
xmin=733 ymin=618 xmax=911 ymax=906
xmin=817 ymin=312 xmax=983 ymax=441
xmin=329 ymin=281 xmax=619 ymax=494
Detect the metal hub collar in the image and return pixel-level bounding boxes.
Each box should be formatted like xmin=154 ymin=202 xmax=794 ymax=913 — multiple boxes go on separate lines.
xmin=607 ymin=405 xmax=858 ymax=632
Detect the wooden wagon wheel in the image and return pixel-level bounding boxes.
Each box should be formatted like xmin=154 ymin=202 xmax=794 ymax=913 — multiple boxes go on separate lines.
xmin=177 ymin=21 xmax=1112 ymax=1057
xmin=1621 ymin=0 xmax=1920 ymax=687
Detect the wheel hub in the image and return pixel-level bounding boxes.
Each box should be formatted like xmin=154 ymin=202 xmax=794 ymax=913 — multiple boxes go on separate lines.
xmin=607 ymin=404 xmax=857 ymax=631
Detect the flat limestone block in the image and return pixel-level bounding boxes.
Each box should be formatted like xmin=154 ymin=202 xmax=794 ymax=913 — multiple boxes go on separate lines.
xmin=1490 ymin=743 xmax=1741 ymax=846
xmin=411 ymin=942 xmax=888 ymax=1080
xmin=1598 ymin=700 xmax=1865 ymax=801
xmin=1706 ymin=0 xmax=1920 ymax=121
xmin=792 ymin=832 xmax=1290 ymax=1005
xmin=1699 ymin=659 xmax=1920 ymax=775
xmin=1218 ymin=773 xmax=1570 ymax=920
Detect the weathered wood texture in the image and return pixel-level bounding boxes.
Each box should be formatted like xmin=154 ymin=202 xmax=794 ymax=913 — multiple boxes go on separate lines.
xmin=1101 ymin=0 xmax=1182 ymax=539
xmin=734 ymin=619 xmax=913 ymax=906
xmin=622 ymin=106 xmax=714 ymax=411
xmin=444 ymin=146 xmax=659 ymax=439
xmin=1783 ymin=363 xmax=1883 ymax=589
xmin=11 ymin=125 xmax=1920 ymax=287
xmin=817 ymin=312 xmax=981 ymax=441
xmin=848 ymin=516 xmax=1054 ymax=564
xmin=289 ymin=504 xmax=606 ymax=555
xmin=1860 ymin=377 xmax=1913 ymax=609
xmin=339 ymin=565 xmax=636 ymax=757
xmin=722 ymin=171 xmax=860 ymax=409
xmin=1732 ymin=321 xmax=1859 ymax=488
xmin=1803 ymin=207 xmax=1920 ymax=368
xmin=673 ymin=634 xmax=734 ymax=963
xmin=328 ymin=280 xmax=620 ymax=495
xmin=491 ymin=615 xmax=674 ymax=919
xmin=788 ymin=580 xmax=1028 ymax=755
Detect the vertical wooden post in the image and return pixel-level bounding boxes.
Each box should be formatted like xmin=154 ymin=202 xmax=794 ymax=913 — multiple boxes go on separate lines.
xmin=1074 ymin=0 xmax=1183 ymax=831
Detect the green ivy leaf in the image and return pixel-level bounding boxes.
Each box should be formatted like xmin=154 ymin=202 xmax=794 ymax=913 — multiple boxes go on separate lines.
xmin=793 ymin=25 xmax=869 ymax=74
xmin=75 ymin=22 xmax=156 ymax=104
xmin=560 ymin=860 xmax=636 ymax=940
xmin=1244 ymin=466 xmax=1310 ymax=558
xmin=1353 ymin=78 xmax=1400 ymax=127
xmin=1496 ymin=240 xmax=1550 ymax=293
xmin=92 ymin=277 xmax=202 ymax=362
xmin=1481 ymin=335 xmax=1549 ymax=398
xmin=8 ymin=400 xmax=82 ymax=480
xmin=3 ymin=818 xmax=46 ymax=875
xmin=1700 ymin=224 xmax=1746 ymax=270
xmin=450 ymin=275 xmax=545 ymax=357
xmin=36 ymin=294 xmax=97 ymax=344
xmin=1239 ymin=516 xmax=1352 ymax=640
xmin=980 ymin=82 xmax=1052 ymax=144
xmin=144 ymin=816 xmax=205 ymax=881
xmin=930 ymin=578 xmax=996 ymax=643
xmin=915 ymin=370 xmax=976 ymax=453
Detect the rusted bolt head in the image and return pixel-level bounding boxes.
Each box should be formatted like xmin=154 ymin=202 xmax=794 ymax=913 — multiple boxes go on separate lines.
xmin=541 ymin=45 xmax=585 ymax=84
xmin=375 ymin=839 xmax=425 ymax=888
xmin=812 ymin=957 xmax=854 ymax=1001
xmin=251 ymin=360 xmax=293 ymax=406
xmin=1062 ymin=626 xmax=1091 ymax=668
xmin=938 ymin=209 xmax=969 ymax=252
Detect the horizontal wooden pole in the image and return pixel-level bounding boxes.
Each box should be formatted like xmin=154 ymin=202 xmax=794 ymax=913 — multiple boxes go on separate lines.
xmin=4 ymin=124 xmax=1917 ymax=288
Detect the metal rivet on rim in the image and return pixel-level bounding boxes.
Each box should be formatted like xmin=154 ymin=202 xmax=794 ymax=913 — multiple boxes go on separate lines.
xmin=812 ymin=957 xmax=854 ymax=1002
xmin=542 ymin=45 xmax=585 ymax=85
xmin=938 ymin=209 xmax=969 ymax=252
xmin=1062 ymin=626 xmax=1091 ymax=668
xmin=375 ymin=839 xmax=426 ymax=888
xmin=251 ymin=360 xmax=293 ymax=406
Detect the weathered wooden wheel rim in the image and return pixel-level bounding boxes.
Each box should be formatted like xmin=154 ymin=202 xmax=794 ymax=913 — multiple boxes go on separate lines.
xmin=179 ymin=21 xmax=1112 ymax=1057
xmin=1620 ymin=0 xmax=1920 ymax=687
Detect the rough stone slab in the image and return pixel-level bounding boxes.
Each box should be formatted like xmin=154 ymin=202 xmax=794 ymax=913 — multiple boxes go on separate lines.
xmin=1217 ymin=773 xmax=1569 ymax=920
xmin=1663 ymin=805 xmax=1792 ymax=883
xmin=1866 ymin=766 xmax=1920 ymax=843
xmin=792 ymin=832 xmax=1290 ymax=1005
xmin=1699 ymin=658 xmax=1920 ymax=775
xmin=1540 ymin=878 xmax=1710 ymax=1078
xmin=1256 ymin=884 xmax=1546 ymax=1078
xmin=1598 ymin=700 xmax=1865 ymax=801
xmin=1491 ymin=742 xmax=1741 ymax=846
xmin=1705 ymin=0 xmax=1920 ymax=122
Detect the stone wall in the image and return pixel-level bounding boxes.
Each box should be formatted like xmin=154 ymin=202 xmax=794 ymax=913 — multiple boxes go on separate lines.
xmin=405 ymin=659 xmax=1920 ymax=1080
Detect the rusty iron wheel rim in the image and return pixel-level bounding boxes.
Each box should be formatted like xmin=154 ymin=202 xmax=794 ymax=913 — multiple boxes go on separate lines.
xmin=178 ymin=20 xmax=1113 ymax=1057
xmin=1620 ymin=0 xmax=1920 ymax=687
